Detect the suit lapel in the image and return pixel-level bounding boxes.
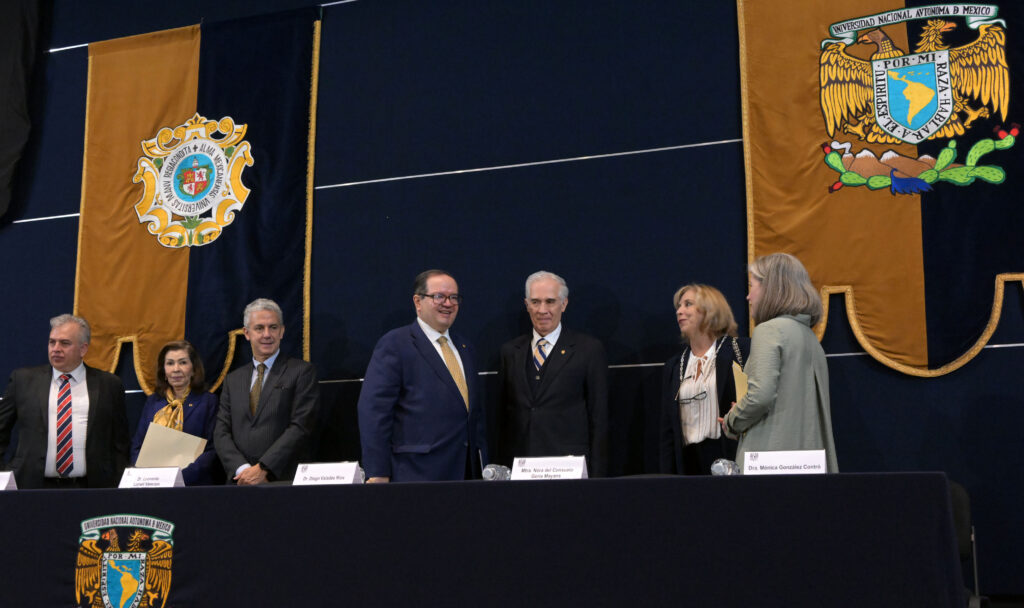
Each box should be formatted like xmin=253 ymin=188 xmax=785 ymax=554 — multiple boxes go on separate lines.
xmin=181 ymin=392 xmax=199 ymax=427
xmin=31 ymin=366 xmax=51 ymax=430
xmin=84 ymin=366 xmax=101 ymax=443
xmin=536 ymin=330 xmax=574 ymax=398
xmin=671 ymin=351 xmax=685 ymax=402
xmin=411 ymin=323 xmax=464 ymax=405
xmin=511 ymin=335 xmax=531 ymax=398
xmin=714 ymin=338 xmax=734 ymax=416
xmin=256 ymin=357 xmax=285 ymax=419
xmin=237 ymin=362 xmax=256 ymax=422
xmin=454 ymin=335 xmax=476 ymax=410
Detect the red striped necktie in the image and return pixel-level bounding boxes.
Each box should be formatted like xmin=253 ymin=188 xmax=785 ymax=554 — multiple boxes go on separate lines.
xmin=56 ymin=374 xmax=74 ymax=477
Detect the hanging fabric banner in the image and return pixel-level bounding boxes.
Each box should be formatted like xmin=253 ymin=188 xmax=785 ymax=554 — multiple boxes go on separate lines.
xmin=739 ymin=0 xmax=1022 ymax=375
xmin=76 ymin=8 xmax=320 ymax=391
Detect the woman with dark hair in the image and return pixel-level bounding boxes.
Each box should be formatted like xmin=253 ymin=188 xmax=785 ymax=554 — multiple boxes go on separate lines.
xmin=130 ymin=340 xmax=223 ymax=485
xmin=722 ymin=253 xmax=838 ymax=472
xmin=660 ymin=284 xmax=749 ymax=475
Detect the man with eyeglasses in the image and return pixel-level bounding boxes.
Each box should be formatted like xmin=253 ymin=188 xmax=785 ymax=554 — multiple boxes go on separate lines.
xmin=357 ymin=269 xmax=488 ymax=482
xmin=497 ymin=271 xmax=609 ymax=476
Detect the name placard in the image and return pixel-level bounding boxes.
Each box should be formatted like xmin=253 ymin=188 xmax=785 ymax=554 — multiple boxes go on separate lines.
xmin=119 ymin=467 xmax=184 ymax=488
xmin=510 ymin=456 xmax=588 ymax=480
xmin=743 ymin=450 xmax=827 ymax=475
xmin=0 ymin=471 xmax=17 ymax=490
xmin=292 ymin=462 xmax=364 ymax=485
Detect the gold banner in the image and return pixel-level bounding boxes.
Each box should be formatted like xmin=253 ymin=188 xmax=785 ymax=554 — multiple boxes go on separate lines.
xmin=76 ymin=26 xmax=200 ymax=391
xmin=739 ymin=0 xmax=928 ymax=367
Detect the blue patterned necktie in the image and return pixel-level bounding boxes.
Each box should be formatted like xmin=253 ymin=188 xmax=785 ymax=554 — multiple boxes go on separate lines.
xmin=533 ymin=338 xmax=549 ymax=370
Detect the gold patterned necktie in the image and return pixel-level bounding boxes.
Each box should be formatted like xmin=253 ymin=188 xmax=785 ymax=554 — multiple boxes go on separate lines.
xmin=249 ymin=362 xmax=266 ymax=415
xmin=438 ymin=336 xmax=469 ymax=410
xmin=533 ymin=338 xmax=549 ymax=370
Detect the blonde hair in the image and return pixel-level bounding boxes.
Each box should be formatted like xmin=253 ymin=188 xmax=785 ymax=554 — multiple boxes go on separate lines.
xmin=672 ymin=284 xmax=738 ymax=340
xmin=748 ymin=253 xmax=822 ymax=325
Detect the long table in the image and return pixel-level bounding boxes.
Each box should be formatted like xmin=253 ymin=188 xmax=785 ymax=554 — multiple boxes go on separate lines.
xmin=0 ymin=473 xmax=963 ymax=607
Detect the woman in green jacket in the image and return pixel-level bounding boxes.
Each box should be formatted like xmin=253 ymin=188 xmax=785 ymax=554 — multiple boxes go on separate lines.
xmin=722 ymin=253 xmax=838 ymax=472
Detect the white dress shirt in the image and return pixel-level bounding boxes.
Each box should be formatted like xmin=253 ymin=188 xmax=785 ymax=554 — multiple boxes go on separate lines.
xmin=532 ymin=323 xmax=563 ymax=354
xmin=677 ymin=339 xmax=724 ymax=445
xmin=250 ymin=349 xmax=281 ymax=389
xmin=46 ymin=362 xmax=89 ymax=478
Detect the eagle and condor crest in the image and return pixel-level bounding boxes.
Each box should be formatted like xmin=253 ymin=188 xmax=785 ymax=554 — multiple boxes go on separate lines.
xmin=818 ymin=4 xmax=1015 ymax=194
xmin=76 ymin=515 xmax=174 ymax=608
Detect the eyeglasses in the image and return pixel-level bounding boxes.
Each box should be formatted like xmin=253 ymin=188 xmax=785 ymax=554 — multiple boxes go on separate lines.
xmin=678 ymin=391 xmax=708 ymax=404
xmin=418 ymin=293 xmax=462 ymax=305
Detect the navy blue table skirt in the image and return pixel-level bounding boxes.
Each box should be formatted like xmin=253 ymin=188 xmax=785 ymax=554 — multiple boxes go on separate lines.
xmin=0 ymin=472 xmax=963 ymax=607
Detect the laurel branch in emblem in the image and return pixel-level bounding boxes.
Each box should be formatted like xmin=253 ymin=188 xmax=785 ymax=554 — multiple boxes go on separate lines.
xmin=133 ymin=113 xmax=253 ymax=248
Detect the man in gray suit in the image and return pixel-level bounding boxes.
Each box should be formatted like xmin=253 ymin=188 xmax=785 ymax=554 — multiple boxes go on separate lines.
xmin=214 ymin=299 xmax=320 ymax=484
xmin=0 ymin=314 xmax=128 ymax=488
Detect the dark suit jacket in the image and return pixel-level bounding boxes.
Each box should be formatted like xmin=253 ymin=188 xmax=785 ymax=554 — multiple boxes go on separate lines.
xmin=357 ymin=321 xmax=488 ymax=482
xmin=213 ymin=355 xmax=320 ymax=482
xmin=659 ymin=336 xmax=750 ymax=474
xmin=498 ymin=328 xmax=609 ymax=477
xmin=131 ymin=391 xmax=224 ymax=485
xmin=0 ymin=364 xmax=129 ymax=488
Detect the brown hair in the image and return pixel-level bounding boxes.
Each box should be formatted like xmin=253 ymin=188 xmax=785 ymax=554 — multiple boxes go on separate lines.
xmin=672 ymin=284 xmax=738 ymax=340
xmin=154 ymin=340 xmax=206 ymax=396
xmin=748 ymin=253 xmax=823 ymax=325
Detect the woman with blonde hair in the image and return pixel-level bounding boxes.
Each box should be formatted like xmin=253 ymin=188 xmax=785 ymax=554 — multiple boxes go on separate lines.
xmin=722 ymin=253 xmax=838 ymax=472
xmin=660 ymin=284 xmax=749 ymax=474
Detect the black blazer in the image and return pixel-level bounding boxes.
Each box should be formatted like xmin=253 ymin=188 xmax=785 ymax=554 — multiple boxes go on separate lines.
xmin=659 ymin=336 xmax=750 ymax=475
xmin=213 ymin=355 xmax=320 ymax=481
xmin=0 ymin=364 xmax=128 ymax=488
xmin=498 ymin=328 xmax=609 ymax=477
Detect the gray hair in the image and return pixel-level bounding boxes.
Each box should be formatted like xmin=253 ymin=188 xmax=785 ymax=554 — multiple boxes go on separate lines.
xmin=748 ymin=253 xmax=822 ymax=325
xmin=50 ymin=314 xmax=91 ymax=344
xmin=243 ymin=298 xmax=284 ymax=328
xmin=524 ymin=271 xmax=569 ymax=301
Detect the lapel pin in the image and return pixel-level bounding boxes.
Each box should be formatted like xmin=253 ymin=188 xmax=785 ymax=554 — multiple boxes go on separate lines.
xmin=561 ymin=349 xmax=565 ymax=355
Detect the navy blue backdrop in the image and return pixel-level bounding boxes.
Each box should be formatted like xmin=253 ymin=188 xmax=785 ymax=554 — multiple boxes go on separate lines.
xmin=1 ymin=0 xmax=1021 ymax=595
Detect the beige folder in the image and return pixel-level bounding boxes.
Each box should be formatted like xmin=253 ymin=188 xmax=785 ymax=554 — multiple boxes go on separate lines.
xmin=135 ymin=423 xmax=206 ymax=469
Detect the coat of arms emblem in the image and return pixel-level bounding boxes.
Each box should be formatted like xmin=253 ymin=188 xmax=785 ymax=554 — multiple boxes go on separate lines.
xmin=76 ymin=514 xmax=174 ymax=608
xmin=818 ymin=5 xmax=1016 ymax=194
xmin=133 ymin=113 xmax=253 ymax=247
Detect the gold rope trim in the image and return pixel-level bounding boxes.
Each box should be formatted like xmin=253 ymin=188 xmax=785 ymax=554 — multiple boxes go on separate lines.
xmin=73 ymin=52 xmax=95 ymax=314
xmin=210 ymin=328 xmax=246 ymax=392
xmin=818 ymin=274 xmax=1024 ymax=377
xmin=105 ymin=335 xmax=154 ymax=394
xmin=736 ymin=0 xmax=756 ymax=332
xmin=302 ymin=19 xmax=321 ymax=363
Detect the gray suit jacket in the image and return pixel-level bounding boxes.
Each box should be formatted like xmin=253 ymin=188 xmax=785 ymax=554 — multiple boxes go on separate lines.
xmin=213 ymin=355 xmax=320 ymax=481
xmin=0 ymin=364 xmax=129 ymax=488
xmin=724 ymin=314 xmax=838 ymax=472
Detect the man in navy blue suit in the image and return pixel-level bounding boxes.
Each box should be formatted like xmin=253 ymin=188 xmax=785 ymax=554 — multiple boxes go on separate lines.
xmin=357 ymin=269 xmax=488 ymax=482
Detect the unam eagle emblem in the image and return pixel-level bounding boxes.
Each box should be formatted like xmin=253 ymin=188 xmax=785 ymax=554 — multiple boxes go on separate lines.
xmin=76 ymin=527 xmax=172 ymax=608
xmin=820 ymin=19 xmax=1008 ymax=144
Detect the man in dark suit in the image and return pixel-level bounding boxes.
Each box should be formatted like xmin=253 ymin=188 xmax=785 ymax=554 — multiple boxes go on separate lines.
xmin=358 ymin=269 xmax=488 ymax=482
xmin=0 ymin=314 xmax=128 ymax=489
xmin=214 ymin=298 xmax=320 ymax=484
xmin=498 ymin=271 xmax=609 ymax=476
